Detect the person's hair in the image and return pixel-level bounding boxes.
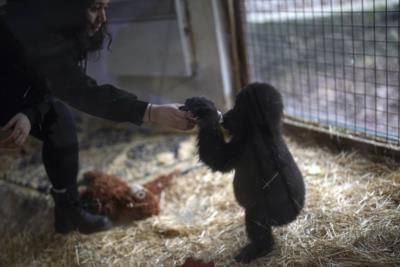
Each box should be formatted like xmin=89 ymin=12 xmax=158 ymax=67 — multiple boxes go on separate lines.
xmin=38 ymin=0 xmax=112 ymax=60
xmin=80 ymin=0 xmax=112 ymax=56
xmin=87 ymin=19 xmax=112 ymax=53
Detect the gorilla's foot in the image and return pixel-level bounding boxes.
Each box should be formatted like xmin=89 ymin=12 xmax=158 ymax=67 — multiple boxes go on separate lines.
xmin=234 ymin=239 xmax=274 ymax=263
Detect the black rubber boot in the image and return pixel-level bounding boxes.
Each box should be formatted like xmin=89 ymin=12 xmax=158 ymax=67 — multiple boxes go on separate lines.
xmin=51 ymin=187 xmax=112 ymax=234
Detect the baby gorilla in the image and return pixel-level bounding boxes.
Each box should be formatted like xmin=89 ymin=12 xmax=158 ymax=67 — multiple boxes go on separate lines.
xmin=184 ymin=83 xmax=305 ymax=263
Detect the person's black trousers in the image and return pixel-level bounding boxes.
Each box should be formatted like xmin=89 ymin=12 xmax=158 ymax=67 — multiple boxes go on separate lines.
xmin=1 ymin=98 xmax=79 ymax=190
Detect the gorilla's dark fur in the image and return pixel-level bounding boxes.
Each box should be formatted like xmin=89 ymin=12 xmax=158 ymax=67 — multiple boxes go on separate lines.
xmin=184 ymin=83 xmax=305 ymax=263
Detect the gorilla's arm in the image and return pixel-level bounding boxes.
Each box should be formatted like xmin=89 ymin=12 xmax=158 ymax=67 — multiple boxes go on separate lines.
xmin=197 ymin=124 xmax=238 ymax=172
xmin=184 ymin=97 xmax=238 ymax=172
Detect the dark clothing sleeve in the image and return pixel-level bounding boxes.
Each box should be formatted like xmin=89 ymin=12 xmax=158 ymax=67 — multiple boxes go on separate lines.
xmin=35 ymin=38 xmax=148 ymax=126
xmin=20 ymin=94 xmax=52 ymax=126
xmin=20 ymin=107 xmax=41 ymax=126
xmin=0 ymin=18 xmax=51 ymax=127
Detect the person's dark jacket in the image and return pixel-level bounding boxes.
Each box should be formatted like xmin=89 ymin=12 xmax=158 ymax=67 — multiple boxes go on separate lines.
xmin=3 ymin=0 xmax=149 ymax=125
xmin=0 ymin=18 xmax=51 ymax=126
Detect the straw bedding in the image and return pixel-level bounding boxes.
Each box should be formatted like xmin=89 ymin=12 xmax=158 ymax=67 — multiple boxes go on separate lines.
xmin=0 ymin=126 xmax=399 ymax=266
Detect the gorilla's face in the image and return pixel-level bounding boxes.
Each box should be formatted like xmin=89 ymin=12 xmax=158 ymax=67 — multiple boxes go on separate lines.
xmin=222 ymin=83 xmax=283 ymax=137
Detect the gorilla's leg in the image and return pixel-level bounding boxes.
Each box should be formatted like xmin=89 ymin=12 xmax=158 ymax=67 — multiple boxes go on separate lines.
xmin=235 ymin=204 xmax=274 ymax=263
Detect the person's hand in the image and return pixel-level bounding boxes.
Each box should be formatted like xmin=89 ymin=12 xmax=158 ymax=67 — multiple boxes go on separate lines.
xmin=145 ymin=103 xmax=195 ymax=131
xmin=0 ymin=113 xmax=31 ymax=147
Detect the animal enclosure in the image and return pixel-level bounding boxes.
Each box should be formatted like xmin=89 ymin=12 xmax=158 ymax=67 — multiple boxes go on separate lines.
xmin=239 ymin=0 xmax=400 ymax=148
xmin=1 ymin=1 xmax=399 ymax=266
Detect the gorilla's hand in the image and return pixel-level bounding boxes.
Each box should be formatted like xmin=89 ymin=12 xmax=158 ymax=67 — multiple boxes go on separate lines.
xmin=184 ymin=97 xmax=220 ymax=128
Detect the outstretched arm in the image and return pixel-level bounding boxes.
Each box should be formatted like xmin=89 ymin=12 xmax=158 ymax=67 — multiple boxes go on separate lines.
xmin=184 ymin=97 xmax=238 ymax=172
xmin=39 ymin=51 xmax=194 ymax=131
xmin=41 ymin=54 xmax=149 ymax=125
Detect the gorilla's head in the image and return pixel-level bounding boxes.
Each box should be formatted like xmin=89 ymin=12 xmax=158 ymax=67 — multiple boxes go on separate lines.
xmin=222 ymin=83 xmax=283 ymax=137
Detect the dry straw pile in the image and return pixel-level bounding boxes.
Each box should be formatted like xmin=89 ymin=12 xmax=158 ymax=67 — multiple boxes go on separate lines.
xmin=1 ymin=133 xmax=399 ymax=267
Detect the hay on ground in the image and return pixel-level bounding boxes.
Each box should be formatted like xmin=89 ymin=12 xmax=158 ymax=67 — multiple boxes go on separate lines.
xmin=0 ymin=132 xmax=399 ymax=267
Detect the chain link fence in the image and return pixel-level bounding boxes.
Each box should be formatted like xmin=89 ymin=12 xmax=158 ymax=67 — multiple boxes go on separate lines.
xmin=240 ymin=0 xmax=400 ymax=148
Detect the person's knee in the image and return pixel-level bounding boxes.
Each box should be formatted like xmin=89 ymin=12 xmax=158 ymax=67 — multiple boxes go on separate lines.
xmin=44 ymin=98 xmax=78 ymax=147
xmin=49 ymin=99 xmax=74 ymax=123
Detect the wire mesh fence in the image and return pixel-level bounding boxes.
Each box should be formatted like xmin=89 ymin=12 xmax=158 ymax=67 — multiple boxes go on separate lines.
xmin=240 ymin=0 xmax=400 ymax=148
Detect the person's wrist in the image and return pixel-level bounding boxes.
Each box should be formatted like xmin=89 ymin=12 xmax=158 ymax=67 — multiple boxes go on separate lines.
xmin=144 ymin=103 xmax=151 ymax=123
xmin=148 ymin=103 xmax=153 ymax=122
xmin=151 ymin=104 xmax=160 ymax=124
xmin=144 ymin=104 xmax=160 ymax=123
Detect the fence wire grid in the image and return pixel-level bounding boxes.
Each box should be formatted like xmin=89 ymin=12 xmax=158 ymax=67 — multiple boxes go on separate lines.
xmin=240 ymin=0 xmax=400 ymax=148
